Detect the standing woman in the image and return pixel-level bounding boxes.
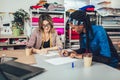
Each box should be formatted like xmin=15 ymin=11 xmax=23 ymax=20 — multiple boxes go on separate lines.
xmin=27 ymin=14 xmax=63 ymax=54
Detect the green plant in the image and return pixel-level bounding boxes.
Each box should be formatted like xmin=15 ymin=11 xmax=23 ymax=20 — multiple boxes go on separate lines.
xmin=13 ymin=9 xmax=30 ymax=25
xmin=12 ymin=9 xmax=30 ymax=33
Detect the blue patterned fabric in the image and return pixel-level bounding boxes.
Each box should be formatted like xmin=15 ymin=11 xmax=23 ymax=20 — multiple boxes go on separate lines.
xmin=79 ymin=25 xmax=119 ymax=67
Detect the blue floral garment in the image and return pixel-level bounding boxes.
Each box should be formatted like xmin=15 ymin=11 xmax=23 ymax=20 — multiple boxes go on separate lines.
xmin=78 ymin=25 xmax=119 ymax=67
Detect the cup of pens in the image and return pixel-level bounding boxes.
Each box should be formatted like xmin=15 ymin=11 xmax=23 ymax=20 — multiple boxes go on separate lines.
xmin=83 ymin=53 xmax=92 ymax=67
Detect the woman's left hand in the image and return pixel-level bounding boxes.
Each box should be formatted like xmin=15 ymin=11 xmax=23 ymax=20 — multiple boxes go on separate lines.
xmin=34 ymin=48 xmax=48 ymax=54
xmin=40 ymin=48 xmax=48 ymax=54
xmin=69 ymin=51 xmax=83 ymax=59
xmin=69 ymin=51 xmax=77 ymax=58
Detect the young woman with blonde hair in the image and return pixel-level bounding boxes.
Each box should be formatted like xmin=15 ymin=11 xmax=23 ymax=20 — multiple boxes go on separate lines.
xmin=27 ymin=14 xmax=63 ymax=54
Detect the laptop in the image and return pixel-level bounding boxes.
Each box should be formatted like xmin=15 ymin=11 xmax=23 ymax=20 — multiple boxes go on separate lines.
xmin=0 ymin=69 xmax=9 ymax=80
xmin=0 ymin=61 xmax=45 ymax=80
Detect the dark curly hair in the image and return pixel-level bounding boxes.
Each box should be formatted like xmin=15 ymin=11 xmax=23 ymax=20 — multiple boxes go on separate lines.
xmin=68 ymin=10 xmax=94 ymax=52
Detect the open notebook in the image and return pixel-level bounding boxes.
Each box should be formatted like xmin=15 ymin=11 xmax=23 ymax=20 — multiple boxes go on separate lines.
xmin=0 ymin=61 xmax=45 ymax=80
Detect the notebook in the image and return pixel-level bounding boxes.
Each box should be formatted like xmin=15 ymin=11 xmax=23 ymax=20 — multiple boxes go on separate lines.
xmin=0 ymin=61 xmax=45 ymax=80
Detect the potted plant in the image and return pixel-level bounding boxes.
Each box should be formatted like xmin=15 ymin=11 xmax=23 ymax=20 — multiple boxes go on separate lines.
xmin=12 ymin=9 xmax=30 ymax=36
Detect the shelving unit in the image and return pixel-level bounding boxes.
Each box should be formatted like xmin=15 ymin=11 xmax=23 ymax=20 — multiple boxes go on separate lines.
xmin=0 ymin=34 xmax=28 ymax=50
xmin=96 ymin=0 xmax=120 ymax=52
xmin=30 ymin=9 xmax=66 ymax=48
xmin=99 ymin=14 xmax=120 ymax=51
xmin=96 ymin=0 xmax=120 ymax=16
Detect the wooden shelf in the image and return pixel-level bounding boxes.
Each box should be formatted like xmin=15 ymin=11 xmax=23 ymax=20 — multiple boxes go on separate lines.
xmin=98 ymin=6 xmax=120 ymax=9
xmin=97 ymin=7 xmax=113 ymax=10
xmin=110 ymin=36 xmax=120 ymax=39
xmin=0 ymin=34 xmax=27 ymax=39
xmin=102 ymin=25 xmax=120 ymax=28
xmin=31 ymin=10 xmax=65 ymax=14
xmin=0 ymin=35 xmax=28 ymax=50
xmin=97 ymin=1 xmax=111 ymax=5
xmin=70 ymin=40 xmax=79 ymax=42
xmin=0 ymin=44 xmax=26 ymax=47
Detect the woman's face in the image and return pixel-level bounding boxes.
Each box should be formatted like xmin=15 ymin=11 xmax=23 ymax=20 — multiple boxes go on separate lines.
xmin=42 ymin=20 xmax=51 ymax=33
xmin=69 ymin=23 xmax=84 ymax=34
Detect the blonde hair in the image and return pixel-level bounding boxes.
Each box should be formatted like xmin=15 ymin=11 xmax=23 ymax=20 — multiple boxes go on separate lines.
xmin=38 ymin=14 xmax=55 ymax=48
xmin=38 ymin=14 xmax=55 ymax=33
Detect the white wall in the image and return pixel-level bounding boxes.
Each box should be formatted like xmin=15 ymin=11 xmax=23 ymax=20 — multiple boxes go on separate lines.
xmin=0 ymin=0 xmax=39 ymax=12
xmin=111 ymin=0 xmax=120 ymax=8
xmin=64 ymin=0 xmax=90 ymax=11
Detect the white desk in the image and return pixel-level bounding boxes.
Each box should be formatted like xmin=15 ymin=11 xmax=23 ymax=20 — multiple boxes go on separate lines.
xmin=29 ymin=53 xmax=120 ymax=80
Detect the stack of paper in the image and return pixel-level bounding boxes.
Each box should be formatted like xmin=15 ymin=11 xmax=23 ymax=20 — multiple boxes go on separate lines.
xmin=45 ymin=57 xmax=78 ymax=65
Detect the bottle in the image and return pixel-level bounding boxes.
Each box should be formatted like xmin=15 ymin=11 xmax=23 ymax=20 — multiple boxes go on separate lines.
xmin=1 ymin=54 xmax=6 ymax=63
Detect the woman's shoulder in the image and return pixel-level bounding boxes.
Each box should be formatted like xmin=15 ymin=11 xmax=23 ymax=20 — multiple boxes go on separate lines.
xmin=51 ymin=30 xmax=57 ymax=34
xmin=51 ymin=31 xmax=59 ymax=38
xmin=31 ymin=27 xmax=42 ymax=35
xmin=33 ymin=27 xmax=40 ymax=31
xmin=92 ymin=25 xmax=105 ymax=31
xmin=92 ymin=25 xmax=103 ymax=28
xmin=33 ymin=27 xmax=41 ymax=32
xmin=92 ymin=25 xmax=107 ymax=36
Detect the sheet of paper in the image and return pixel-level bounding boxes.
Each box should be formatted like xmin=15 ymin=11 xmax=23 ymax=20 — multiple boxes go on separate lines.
xmin=45 ymin=57 xmax=78 ymax=65
xmin=39 ymin=51 xmax=59 ymax=57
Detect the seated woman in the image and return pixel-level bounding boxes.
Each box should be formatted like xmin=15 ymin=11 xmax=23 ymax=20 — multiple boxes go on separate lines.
xmin=60 ymin=10 xmax=120 ymax=68
xmin=26 ymin=14 xmax=63 ymax=54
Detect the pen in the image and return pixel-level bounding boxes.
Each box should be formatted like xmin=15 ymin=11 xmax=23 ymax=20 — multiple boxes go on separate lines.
xmin=59 ymin=47 xmax=63 ymax=51
xmin=59 ymin=47 xmax=71 ymax=57
xmin=72 ymin=62 xmax=74 ymax=68
xmin=58 ymin=47 xmax=64 ymax=56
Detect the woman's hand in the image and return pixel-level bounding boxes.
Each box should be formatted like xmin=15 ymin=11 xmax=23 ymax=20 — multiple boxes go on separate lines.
xmin=59 ymin=50 xmax=70 ymax=57
xmin=69 ymin=51 xmax=83 ymax=59
xmin=33 ymin=48 xmax=48 ymax=54
xmin=75 ymin=54 xmax=83 ymax=59
xmin=59 ymin=50 xmax=83 ymax=59
xmin=69 ymin=51 xmax=77 ymax=58
xmin=40 ymin=49 xmax=48 ymax=54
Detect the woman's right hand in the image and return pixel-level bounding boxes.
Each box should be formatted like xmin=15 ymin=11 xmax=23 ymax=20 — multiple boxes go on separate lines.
xmin=59 ymin=50 xmax=70 ymax=57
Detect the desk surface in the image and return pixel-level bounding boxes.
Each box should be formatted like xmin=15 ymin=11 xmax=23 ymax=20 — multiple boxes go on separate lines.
xmin=30 ymin=53 xmax=120 ymax=80
xmin=0 ymin=50 xmax=36 ymax=64
xmin=1 ymin=50 xmax=120 ymax=80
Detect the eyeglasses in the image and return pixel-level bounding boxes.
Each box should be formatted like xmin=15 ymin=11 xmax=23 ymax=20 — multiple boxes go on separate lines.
xmin=42 ymin=23 xmax=51 ymax=28
xmin=68 ymin=18 xmax=83 ymax=26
